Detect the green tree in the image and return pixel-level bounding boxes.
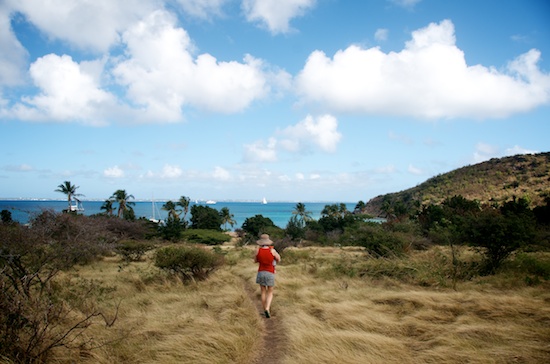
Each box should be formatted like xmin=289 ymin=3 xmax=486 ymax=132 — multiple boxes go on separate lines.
xmin=111 ymin=189 xmax=135 ymax=219
xmin=100 ymin=199 xmax=115 ymax=216
xmin=292 ymin=202 xmax=312 ymax=227
xmin=162 ymin=200 xmax=181 ymax=220
xmin=220 ymin=207 xmax=236 ymax=231
xmin=241 ymin=214 xmax=277 ymax=238
xmin=190 ymin=205 xmax=222 ymax=231
xmin=461 ymin=200 xmax=535 ymax=273
xmin=177 ymin=196 xmax=191 ymax=222
xmin=354 ymin=200 xmax=367 ymax=214
xmin=55 ymin=181 xmax=83 ymax=212
xmin=1 ymin=209 xmax=13 ymax=224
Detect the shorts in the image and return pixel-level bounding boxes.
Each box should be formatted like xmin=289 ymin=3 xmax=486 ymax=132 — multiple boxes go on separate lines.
xmin=256 ymin=271 xmax=275 ymax=287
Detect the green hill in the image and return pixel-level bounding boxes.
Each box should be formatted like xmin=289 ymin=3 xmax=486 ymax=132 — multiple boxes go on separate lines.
xmin=364 ymin=152 xmax=550 ymax=217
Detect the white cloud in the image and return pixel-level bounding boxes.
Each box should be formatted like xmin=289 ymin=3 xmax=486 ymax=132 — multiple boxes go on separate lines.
xmin=374 ymin=28 xmax=388 ymax=42
xmin=279 ymin=114 xmax=342 ymax=153
xmin=10 ymin=54 xmax=115 ymax=125
xmin=243 ymin=114 xmax=342 ymax=163
xmin=175 ymin=0 xmax=228 ymax=19
xmin=295 ymin=19 xmax=550 ymax=120
xmin=160 ymin=164 xmax=183 ymax=179
xmin=473 ymin=142 xmax=500 ymax=163
xmin=113 ymin=10 xmax=270 ymax=122
xmin=212 ymin=166 xmax=231 ymax=181
xmin=0 ymin=7 xmax=28 ymax=86
xmin=244 ymin=138 xmax=278 ymax=163
xmin=242 ymin=0 xmax=316 ymax=34
xmin=505 ymin=145 xmax=538 ymax=156
xmin=408 ymin=164 xmax=423 ymax=175
xmin=7 ymin=0 xmax=157 ymax=53
xmin=104 ymin=165 xmax=124 ymax=178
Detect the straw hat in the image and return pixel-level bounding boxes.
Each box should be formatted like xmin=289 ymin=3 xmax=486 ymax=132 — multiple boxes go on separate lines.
xmin=256 ymin=234 xmax=274 ymax=245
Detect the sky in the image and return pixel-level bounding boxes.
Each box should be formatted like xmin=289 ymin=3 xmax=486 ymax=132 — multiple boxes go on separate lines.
xmin=1 ymin=0 xmax=549 ymax=203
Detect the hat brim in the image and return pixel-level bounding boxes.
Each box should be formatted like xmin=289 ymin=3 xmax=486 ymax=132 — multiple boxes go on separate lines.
xmin=256 ymin=239 xmax=274 ymax=245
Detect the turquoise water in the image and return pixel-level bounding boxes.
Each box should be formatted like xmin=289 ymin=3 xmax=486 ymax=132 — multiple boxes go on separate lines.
xmin=0 ymin=200 xmax=357 ymax=229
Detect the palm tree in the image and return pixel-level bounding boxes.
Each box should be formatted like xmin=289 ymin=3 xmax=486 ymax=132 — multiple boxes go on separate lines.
xmin=220 ymin=207 xmax=236 ymax=231
xmin=292 ymin=202 xmax=312 ymax=227
xmin=100 ymin=199 xmax=115 ymax=216
xmin=55 ymin=181 xmax=83 ymax=212
xmin=354 ymin=200 xmax=366 ymax=214
xmin=177 ymin=196 xmax=191 ymax=221
xmin=111 ymin=189 xmax=135 ymax=218
xmin=162 ymin=200 xmax=181 ymax=220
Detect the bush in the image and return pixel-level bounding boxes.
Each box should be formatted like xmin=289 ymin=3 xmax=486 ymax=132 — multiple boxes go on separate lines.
xmin=0 ymin=220 xmax=118 ymax=363
xmin=181 ymin=229 xmax=229 ymax=245
xmin=343 ymin=223 xmax=408 ymax=258
xmin=154 ymin=245 xmax=224 ymax=283
xmin=116 ymin=240 xmax=155 ymax=262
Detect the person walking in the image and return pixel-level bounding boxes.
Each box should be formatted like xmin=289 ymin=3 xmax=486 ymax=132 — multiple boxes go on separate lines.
xmin=254 ymin=234 xmax=281 ymax=318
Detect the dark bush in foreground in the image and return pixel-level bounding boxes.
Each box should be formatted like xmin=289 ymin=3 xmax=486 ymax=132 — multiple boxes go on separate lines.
xmin=0 ymin=213 xmax=118 ymax=363
xmin=343 ymin=223 xmax=408 ymax=258
xmin=154 ymin=245 xmax=224 ymax=283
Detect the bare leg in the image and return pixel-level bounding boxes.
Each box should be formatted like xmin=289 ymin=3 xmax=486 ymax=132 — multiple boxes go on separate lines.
xmin=265 ymin=286 xmax=274 ymax=312
xmin=260 ymin=285 xmax=268 ymax=310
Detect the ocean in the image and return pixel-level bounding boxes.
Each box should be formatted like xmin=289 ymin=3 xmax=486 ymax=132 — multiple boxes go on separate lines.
xmin=0 ymin=200 xmax=357 ymax=229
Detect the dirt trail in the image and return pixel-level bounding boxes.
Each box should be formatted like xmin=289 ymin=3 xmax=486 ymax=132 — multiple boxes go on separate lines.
xmin=244 ymin=280 xmax=287 ymax=364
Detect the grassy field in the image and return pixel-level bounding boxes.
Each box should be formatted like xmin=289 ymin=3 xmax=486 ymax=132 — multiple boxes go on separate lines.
xmin=23 ymin=242 xmax=550 ymax=364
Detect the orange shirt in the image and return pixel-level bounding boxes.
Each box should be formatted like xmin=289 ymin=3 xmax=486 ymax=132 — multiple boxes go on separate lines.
xmin=256 ymin=246 xmax=276 ymax=273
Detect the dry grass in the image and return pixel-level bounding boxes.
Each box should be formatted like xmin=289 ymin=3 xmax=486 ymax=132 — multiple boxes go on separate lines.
xmin=42 ymin=245 xmax=550 ymax=364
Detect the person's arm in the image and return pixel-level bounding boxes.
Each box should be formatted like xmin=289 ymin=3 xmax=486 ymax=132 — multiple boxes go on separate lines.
xmin=272 ymin=249 xmax=281 ymax=263
xmin=253 ymin=246 xmax=260 ymax=262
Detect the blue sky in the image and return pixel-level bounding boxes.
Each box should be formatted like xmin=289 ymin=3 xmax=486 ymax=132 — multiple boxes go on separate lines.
xmin=1 ymin=0 xmax=549 ymax=202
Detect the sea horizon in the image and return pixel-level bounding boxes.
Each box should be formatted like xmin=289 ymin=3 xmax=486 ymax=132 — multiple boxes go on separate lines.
xmin=0 ymin=199 xmax=360 ymax=229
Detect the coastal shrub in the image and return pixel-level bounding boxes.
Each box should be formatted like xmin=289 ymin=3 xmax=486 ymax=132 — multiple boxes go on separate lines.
xmin=0 ymin=220 xmax=118 ymax=363
xmin=116 ymin=240 xmax=155 ymax=262
xmin=461 ymin=204 xmax=535 ymax=274
xmin=181 ymin=229 xmax=229 ymax=245
xmin=241 ymin=214 xmax=277 ymax=237
xmin=154 ymin=245 xmax=224 ymax=283
xmin=343 ymin=223 xmax=407 ymax=258
xmin=190 ymin=205 xmax=223 ymax=231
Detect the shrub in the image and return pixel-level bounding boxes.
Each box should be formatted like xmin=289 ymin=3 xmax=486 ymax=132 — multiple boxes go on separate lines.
xmin=181 ymin=229 xmax=229 ymax=245
xmin=154 ymin=245 xmax=224 ymax=283
xmin=0 ymin=221 xmax=118 ymax=363
xmin=116 ymin=240 xmax=155 ymax=262
xmin=343 ymin=223 xmax=407 ymax=258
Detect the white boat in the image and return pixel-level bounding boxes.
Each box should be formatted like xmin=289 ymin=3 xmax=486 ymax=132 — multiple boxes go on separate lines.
xmin=206 ymin=200 xmax=216 ymax=205
xmin=262 ymin=197 xmax=267 ymax=204
xmin=149 ymin=196 xmax=163 ymax=224
xmin=70 ymin=200 xmax=84 ymax=212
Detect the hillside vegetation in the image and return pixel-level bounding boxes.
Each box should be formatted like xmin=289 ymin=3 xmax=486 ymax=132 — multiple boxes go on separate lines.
xmin=364 ymin=152 xmax=550 ymax=217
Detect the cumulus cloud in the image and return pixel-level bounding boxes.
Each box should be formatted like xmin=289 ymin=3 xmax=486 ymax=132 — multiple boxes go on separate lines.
xmin=7 ymin=0 xmax=157 ymax=53
xmin=0 ymin=8 xmax=28 ymax=86
xmin=104 ymin=165 xmax=124 ymax=178
xmin=295 ymin=19 xmax=550 ymax=120
xmin=160 ymin=164 xmax=183 ymax=178
xmin=10 ymin=54 xmax=115 ymax=125
xmin=279 ymin=114 xmax=342 ymax=153
xmin=242 ymin=0 xmax=316 ymax=34
xmin=113 ymin=10 xmax=270 ymax=122
xmin=244 ymin=114 xmax=342 ymax=163
xmin=244 ymin=138 xmax=278 ymax=163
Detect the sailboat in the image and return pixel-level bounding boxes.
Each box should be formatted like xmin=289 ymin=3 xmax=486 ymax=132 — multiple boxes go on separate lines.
xmin=70 ymin=199 xmax=84 ymax=212
xmin=262 ymin=197 xmax=267 ymax=204
xmin=149 ymin=196 xmax=163 ymax=224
